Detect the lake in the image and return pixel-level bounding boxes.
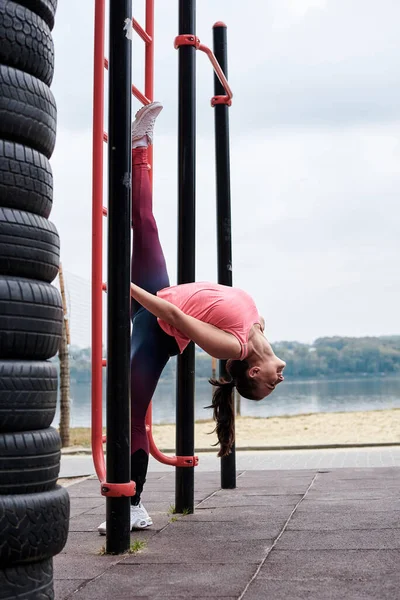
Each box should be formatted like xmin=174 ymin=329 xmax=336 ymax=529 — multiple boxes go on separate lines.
xmin=53 ymin=374 xmax=400 ymax=428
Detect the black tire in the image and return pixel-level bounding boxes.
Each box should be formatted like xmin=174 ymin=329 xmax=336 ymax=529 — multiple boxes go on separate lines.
xmin=0 ymin=361 xmax=57 ymax=433
xmin=16 ymin=0 xmax=57 ymax=31
xmin=0 ymin=208 xmax=60 ymax=283
xmin=0 ymin=277 xmax=62 ymax=360
xmin=0 ymin=486 xmax=69 ymax=567
xmin=0 ymin=141 xmax=53 ymax=218
xmin=0 ymin=66 xmax=56 ymax=159
xmin=0 ymin=558 xmax=53 ymax=600
xmin=0 ymin=428 xmax=60 ymax=495
xmin=0 ymin=1 xmax=54 ymax=86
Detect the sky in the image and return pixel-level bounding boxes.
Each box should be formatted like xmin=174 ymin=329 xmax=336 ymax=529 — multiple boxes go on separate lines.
xmin=50 ymin=0 xmax=400 ymax=347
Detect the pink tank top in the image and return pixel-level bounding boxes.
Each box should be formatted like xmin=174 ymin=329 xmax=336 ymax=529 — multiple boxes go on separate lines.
xmin=157 ymin=282 xmax=261 ymax=360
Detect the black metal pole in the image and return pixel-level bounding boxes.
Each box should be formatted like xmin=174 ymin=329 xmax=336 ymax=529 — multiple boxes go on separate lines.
xmin=175 ymin=0 xmax=196 ymax=513
xmin=213 ymin=23 xmax=236 ymax=489
xmin=106 ymin=0 xmax=132 ymax=553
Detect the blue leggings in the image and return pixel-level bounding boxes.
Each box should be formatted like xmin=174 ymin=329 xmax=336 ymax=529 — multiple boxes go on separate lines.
xmin=130 ymin=147 xmax=178 ymax=459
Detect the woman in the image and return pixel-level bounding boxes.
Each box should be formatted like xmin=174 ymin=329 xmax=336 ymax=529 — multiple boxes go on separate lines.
xmin=98 ymin=102 xmax=285 ymax=535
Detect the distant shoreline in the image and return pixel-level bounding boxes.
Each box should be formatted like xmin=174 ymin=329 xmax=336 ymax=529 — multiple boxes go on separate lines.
xmin=70 ymin=372 xmax=400 ymax=382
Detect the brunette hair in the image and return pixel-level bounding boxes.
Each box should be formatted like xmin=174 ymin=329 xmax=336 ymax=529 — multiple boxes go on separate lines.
xmin=207 ymin=359 xmax=258 ymax=457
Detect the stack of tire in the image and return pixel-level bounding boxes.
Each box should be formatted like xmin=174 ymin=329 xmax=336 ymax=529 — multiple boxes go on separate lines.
xmin=0 ymin=1 xmax=70 ymax=598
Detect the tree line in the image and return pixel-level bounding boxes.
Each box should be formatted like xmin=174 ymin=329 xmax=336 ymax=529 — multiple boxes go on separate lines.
xmin=273 ymin=336 xmax=400 ymax=377
xmin=63 ymin=336 xmax=400 ymax=382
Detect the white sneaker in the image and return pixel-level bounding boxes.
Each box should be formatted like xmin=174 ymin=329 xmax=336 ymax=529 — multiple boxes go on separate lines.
xmin=98 ymin=519 xmax=106 ymax=535
xmin=132 ymin=101 xmax=163 ymax=146
xmin=97 ymin=502 xmax=153 ymax=535
xmin=130 ymin=502 xmax=153 ymax=529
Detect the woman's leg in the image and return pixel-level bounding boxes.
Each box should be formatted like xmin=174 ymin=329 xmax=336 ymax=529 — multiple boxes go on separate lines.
xmin=130 ymin=144 xmax=170 ymax=437
xmin=131 ymin=149 xmax=169 ymax=310
xmin=129 ymin=104 xmax=174 ymax=519
xmin=130 ymin=310 xmax=173 ymax=507
xmin=99 ymin=103 xmax=172 ymax=535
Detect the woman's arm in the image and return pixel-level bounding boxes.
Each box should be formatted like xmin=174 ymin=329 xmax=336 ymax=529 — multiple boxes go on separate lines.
xmin=130 ymin=283 xmax=241 ymax=359
xmin=130 ymin=283 xmax=177 ymax=323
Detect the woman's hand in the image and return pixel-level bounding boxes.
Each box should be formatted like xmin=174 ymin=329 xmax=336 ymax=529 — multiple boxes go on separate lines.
xmin=130 ymin=283 xmax=176 ymax=323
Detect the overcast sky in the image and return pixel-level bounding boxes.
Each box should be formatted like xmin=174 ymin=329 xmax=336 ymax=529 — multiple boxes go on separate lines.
xmin=50 ymin=0 xmax=399 ymax=347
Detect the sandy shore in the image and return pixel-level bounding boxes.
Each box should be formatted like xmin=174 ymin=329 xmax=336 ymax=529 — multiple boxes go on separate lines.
xmin=65 ymin=409 xmax=400 ymax=452
xmin=149 ymin=408 xmax=400 ymax=450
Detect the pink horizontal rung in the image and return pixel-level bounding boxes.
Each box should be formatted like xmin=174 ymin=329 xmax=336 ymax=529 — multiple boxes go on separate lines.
xmin=102 ymin=282 xmax=107 ymax=291
xmin=103 ymin=132 xmax=108 ymax=142
xmin=102 ymin=206 xmax=107 ymax=216
xmin=103 ymin=22 xmax=152 ymax=49
xmin=132 ymin=84 xmax=151 ymax=105
xmin=132 ymin=18 xmax=152 ymax=44
xmin=104 ymin=58 xmax=150 ymax=106
xmin=102 ymin=359 xmax=107 ymax=367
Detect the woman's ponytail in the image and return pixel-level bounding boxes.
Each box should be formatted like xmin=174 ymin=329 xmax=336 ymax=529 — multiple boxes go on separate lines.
xmin=207 ymin=377 xmax=235 ymax=458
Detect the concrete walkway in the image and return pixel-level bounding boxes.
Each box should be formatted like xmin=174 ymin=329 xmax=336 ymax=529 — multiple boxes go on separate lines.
xmin=60 ymin=446 xmax=400 ymax=478
xmin=55 ymin=466 xmax=400 ymax=599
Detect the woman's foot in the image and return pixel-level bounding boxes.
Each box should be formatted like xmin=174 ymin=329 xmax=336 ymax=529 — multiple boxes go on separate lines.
xmin=132 ymin=101 xmax=163 ymax=148
xmin=97 ymin=502 xmax=153 ymax=535
xmin=130 ymin=501 xmax=153 ymax=529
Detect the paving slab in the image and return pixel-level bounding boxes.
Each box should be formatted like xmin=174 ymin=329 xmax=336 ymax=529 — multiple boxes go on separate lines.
xmin=276 ymin=529 xmax=400 ymax=550
xmin=196 ymin=494 xmax=303 ymax=509
xmin=54 ymin=465 xmax=400 ymax=600
xmin=54 ymin=579 xmax=88 ymax=599
xmin=318 ymin=467 xmax=400 ymax=478
xmin=67 ymin=480 xmax=105 ymax=498
xmin=69 ymin=500 xmax=104 ymax=518
xmin=142 ymin=518 xmax=278 ymax=542
xmin=69 ymin=513 xmax=108 ymax=532
xmin=238 ymin=469 xmax=317 ymax=478
xmin=310 ymin=482 xmax=399 ymax=493
xmin=70 ymin=563 xmax=258 ymax=599
xmin=313 ymin=470 xmax=396 ymax=481
xmin=287 ymin=508 xmax=400 ymax=530
xmin=242 ymin=576 xmax=400 ymax=600
xmin=185 ymin=505 xmax=294 ymax=523
xmin=60 ymin=531 xmax=113 ymax=556
xmin=297 ymin=498 xmax=400 ymax=511
xmin=257 ymin=549 xmax=400 ymax=579
xmin=218 ymin=484 xmax=312 ymax=496
xmin=54 ymin=552 xmax=121 ymax=579
xmin=306 ymin=488 xmax=399 ymax=500
xmin=124 ymin=536 xmax=273 ymax=564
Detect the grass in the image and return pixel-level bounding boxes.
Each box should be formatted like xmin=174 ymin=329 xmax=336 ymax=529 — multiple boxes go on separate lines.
xmin=168 ymin=505 xmax=191 ymax=518
xmin=167 ymin=504 xmax=176 ymax=515
xmin=129 ymin=540 xmax=147 ymax=554
xmin=98 ymin=540 xmax=147 ymax=556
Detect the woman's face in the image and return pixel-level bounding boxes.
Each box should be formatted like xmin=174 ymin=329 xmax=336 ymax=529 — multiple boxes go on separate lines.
xmin=249 ymin=354 xmax=286 ymax=400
